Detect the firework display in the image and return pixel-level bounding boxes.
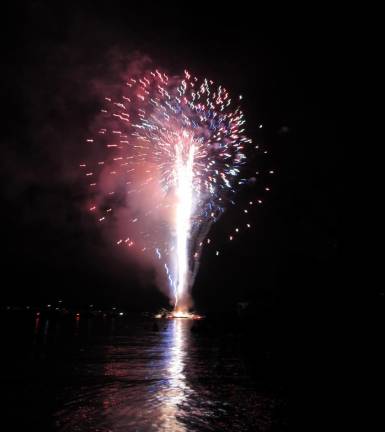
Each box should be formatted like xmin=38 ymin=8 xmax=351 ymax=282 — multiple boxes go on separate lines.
xmin=81 ymin=69 xmax=268 ymax=312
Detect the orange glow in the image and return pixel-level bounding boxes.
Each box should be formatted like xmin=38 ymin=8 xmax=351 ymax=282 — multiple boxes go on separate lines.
xmin=155 ymin=311 xmax=203 ymax=320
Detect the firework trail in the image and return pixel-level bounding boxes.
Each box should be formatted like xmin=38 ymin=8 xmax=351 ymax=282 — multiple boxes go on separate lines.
xmin=82 ymin=68 xmax=260 ymax=312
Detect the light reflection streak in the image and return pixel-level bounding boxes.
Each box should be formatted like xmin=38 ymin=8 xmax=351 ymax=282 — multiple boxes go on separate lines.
xmin=157 ymin=319 xmax=190 ymax=432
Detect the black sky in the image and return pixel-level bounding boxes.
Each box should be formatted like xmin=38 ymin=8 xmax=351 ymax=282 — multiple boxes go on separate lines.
xmin=1 ymin=2 xmax=339 ymax=315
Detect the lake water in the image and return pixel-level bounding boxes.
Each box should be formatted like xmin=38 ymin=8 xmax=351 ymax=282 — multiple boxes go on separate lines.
xmin=1 ymin=313 xmax=284 ymax=431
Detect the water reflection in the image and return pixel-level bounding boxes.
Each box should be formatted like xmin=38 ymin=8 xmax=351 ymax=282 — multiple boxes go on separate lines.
xmin=158 ymin=319 xmax=190 ymax=431
xmin=51 ymin=317 xmax=276 ymax=431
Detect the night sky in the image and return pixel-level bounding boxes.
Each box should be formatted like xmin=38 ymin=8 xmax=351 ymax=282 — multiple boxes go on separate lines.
xmin=1 ymin=2 xmax=338 ymax=317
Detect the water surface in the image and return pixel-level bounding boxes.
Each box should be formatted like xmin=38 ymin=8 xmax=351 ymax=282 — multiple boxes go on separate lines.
xmin=1 ymin=313 xmax=281 ymax=431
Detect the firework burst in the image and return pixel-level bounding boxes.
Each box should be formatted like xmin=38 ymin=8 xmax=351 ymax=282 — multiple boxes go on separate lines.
xmin=82 ymin=68 xmax=262 ymax=312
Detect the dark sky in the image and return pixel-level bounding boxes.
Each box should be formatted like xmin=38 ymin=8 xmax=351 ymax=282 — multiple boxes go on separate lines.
xmin=1 ymin=2 xmax=339 ymax=314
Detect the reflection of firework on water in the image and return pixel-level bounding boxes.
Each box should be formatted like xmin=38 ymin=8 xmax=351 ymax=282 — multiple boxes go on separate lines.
xmin=81 ymin=68 xmax=271 ymax=311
